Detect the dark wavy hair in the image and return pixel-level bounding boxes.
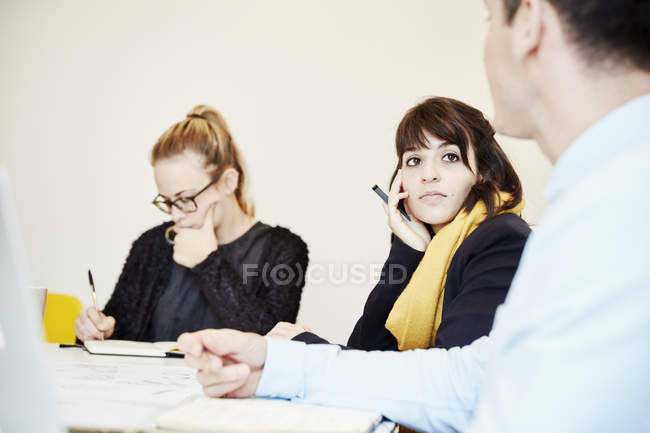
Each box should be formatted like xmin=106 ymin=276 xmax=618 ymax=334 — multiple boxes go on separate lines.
xmin=390 ymin=97 xmax=522 ymax=219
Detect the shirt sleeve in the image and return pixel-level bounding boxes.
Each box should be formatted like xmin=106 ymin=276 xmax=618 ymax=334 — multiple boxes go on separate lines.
xmin=255 ymin=335 xmax=492 ymax=433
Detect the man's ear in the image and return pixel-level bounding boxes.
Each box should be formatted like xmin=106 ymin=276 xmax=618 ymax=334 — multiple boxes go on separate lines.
xmin=219 ymin=168 xmax=240 ymax=195
xmin=511 ymin=0 xmax=544 ymax=63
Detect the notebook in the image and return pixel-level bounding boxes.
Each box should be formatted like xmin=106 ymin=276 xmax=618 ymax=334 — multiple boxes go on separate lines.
xmin=156 ymin=395 xmax=383 ymax=433
xmin=84 ymin=340 xmax=181 ymax=358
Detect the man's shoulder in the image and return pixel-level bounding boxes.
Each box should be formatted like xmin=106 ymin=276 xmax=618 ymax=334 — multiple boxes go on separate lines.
xmin=572 ymin=138 xmax=649 ymax=206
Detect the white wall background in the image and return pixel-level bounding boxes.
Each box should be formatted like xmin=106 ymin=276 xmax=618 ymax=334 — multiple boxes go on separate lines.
xmin=0 ymin=0 xmax=551 ymax=343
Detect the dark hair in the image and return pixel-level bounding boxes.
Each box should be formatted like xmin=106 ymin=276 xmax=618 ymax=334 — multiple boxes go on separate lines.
xmin=502 ymin=0 xmax=650 ymax=72
xmin=391 ymin=97 xmax=522 ymax=219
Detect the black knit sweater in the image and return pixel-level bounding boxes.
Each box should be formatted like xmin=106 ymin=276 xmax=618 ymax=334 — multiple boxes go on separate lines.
xmin=294 ymin=213 xmax=530 ymax=350
xmin=103 ymin=221 xmax=309 ymax=341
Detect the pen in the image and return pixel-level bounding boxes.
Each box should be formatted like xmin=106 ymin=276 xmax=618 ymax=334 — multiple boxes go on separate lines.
xmin=59 ymin=343 xmax=84 ymax=349
xmin=87 ymin=269 xmax=104 ymax=340
xmin=372 ymin=184 xmax=411 ymax=222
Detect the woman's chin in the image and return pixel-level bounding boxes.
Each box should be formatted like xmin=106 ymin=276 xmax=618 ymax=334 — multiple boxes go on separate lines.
xmin=414 ymin=215 xmax=438 ymax=226
xmin=415 ymin=212 xmax=453 ymax=227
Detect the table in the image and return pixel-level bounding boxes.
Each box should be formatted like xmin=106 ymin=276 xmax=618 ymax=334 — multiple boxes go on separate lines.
xmin=46 ymin=344 xmax=396 ymax=433
xmin=46 ymin=344 xmax=201 ymax=431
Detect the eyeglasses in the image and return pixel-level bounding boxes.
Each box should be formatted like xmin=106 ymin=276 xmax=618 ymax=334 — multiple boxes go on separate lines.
xmin=152 ymin=177 xmax=219 ymax=214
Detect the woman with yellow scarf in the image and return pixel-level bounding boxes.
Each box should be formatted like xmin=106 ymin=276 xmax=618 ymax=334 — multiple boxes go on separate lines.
xmin=271 ymin=97 xmax=530 ymax=352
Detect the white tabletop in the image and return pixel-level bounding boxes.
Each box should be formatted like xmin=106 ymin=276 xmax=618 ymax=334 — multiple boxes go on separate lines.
xmin=46 ymin=343 xmax=201 ymax=431
xmin=46 ymin=344 xmax=396 ymax=433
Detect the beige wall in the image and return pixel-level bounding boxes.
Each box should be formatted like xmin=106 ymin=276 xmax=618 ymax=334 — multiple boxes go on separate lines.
xmin=0 ymin=1 xmax=552 ymax=343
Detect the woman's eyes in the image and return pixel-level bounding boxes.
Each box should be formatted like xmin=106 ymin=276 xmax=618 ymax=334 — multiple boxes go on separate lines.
xmin=405 ymin=153 xmax=460 ymax=166
xmin=406 ymin=157 xmax=421 ymax=166
xmin=442 ymin=153 xmax=460 ymax=162
xmin=175 ymin=197 xmax=194 ymax=205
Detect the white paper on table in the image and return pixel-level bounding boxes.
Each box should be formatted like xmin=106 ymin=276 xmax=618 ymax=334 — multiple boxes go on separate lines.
xmin=156 ymin=395 xmax=383 ymax=433
xmin=52 ymin=361 xmax=202 ymax=429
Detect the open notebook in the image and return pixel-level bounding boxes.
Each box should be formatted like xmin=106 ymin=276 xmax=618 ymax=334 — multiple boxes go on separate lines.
xmin=84 ymin=339 xmax=181 ymax=357
xmin=156 ymin=395 xmax=383 ymax=433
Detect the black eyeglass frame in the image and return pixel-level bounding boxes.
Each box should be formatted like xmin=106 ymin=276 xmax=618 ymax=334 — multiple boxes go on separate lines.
xmin=152 ymin=177 xmax=219 ymax=214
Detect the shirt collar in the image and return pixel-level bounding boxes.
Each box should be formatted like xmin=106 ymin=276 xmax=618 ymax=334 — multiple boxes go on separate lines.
xmin=544 ymin=93 xmax=650 ymax=203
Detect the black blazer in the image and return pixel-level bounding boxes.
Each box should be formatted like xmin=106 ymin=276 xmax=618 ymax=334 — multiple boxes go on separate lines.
xmin=294 ymin=213 xmax=530 ymax=350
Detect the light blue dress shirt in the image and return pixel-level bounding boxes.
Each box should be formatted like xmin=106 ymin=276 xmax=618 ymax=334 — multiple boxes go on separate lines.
xmin=255 ymin=94 xmax=650 ymax=433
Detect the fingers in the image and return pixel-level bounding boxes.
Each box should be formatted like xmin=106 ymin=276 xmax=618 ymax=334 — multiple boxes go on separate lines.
xmin=171 ymin=204 xmax=219 ymax=268
xmin=202 ymin=329 xmax=265 ymax=366
xmin=390 ymin=192 xmax=409 ymax=209
xmin=184 ymin=352 xmax=223 ymax=372
xmin=387 ymin=170 xmax=409 ymax=219
xmin=179 ymin=330 xmax=264 ymax=400
xmin=75 ymin=309 xmax=104 ymax=341
xmin=178 ymin=329 xmax=267 ymax=368
xmin=103 ymin=316 xmax=116 ymax=338
xmin=266 ymin=322 xmax=307 ymax=340
xmin=87 ymin=307 xmax=111 ymax=340
xmin=203 ymin=377 xmax=249 ymax=399
xmin=178 ymin=329 xmax=243 ymax=359
xmin=197 ymin=363 xmax=250 ymax=387
xmin=389 ymin=169 xmax=403 ymax=196
xmin=198 ymin=364 xmax=251 ymax=398
xmin=225 ymin=370 xmax=262 ymax=398
xmin=88 ymin=307 xmax=114 ymax=333
xmin=178 ymin=331 xmax=206 ymax=358
xmin=87 ymin=306 xmax=102 ymax=326
xmin=403 ymin=199 xmax=415 ymax=218
xmin=387 ymin=192 xmax=409 ymax=225
xmin=74 ymin=318 xmax=91 ymax=341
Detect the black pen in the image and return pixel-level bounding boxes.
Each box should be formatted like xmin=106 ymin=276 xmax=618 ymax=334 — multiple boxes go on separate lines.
xmin=87 ymin=269 xmax=104 ymax=340
xmin=59 ymin=343 xmax=84 ymax=349
xmin=372 ymin=185 xmax=411 ymax=222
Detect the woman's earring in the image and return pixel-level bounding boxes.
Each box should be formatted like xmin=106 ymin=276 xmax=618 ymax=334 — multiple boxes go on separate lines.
xmin=165 ymin=226 xmax=176 ymax=245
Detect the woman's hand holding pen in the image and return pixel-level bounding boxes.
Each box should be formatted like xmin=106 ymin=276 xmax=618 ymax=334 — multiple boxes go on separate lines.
xmin=383 ymin=169 xmax=432 ymax=252
xmin=75 ymin=307 xmax=115 ymax=341
xmin=173 ymin=204 xmax=219 ymax=268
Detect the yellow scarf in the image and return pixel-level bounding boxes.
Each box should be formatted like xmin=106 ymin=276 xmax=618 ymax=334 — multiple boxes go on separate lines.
xmin=385 ymin=193 xmax=524 ymax=351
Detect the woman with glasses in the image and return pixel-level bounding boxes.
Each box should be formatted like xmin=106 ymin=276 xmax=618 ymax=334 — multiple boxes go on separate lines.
xmin=74 ymin=105 xmax=309 ymax=342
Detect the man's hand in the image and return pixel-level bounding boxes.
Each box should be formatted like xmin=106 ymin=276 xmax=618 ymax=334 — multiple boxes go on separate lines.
xmin=178 ymin=329 xmax=267 ymax=398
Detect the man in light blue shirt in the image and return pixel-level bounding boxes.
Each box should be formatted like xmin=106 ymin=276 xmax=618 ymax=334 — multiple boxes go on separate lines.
xmin=178 ymin=0 xmax=650 ymax=431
